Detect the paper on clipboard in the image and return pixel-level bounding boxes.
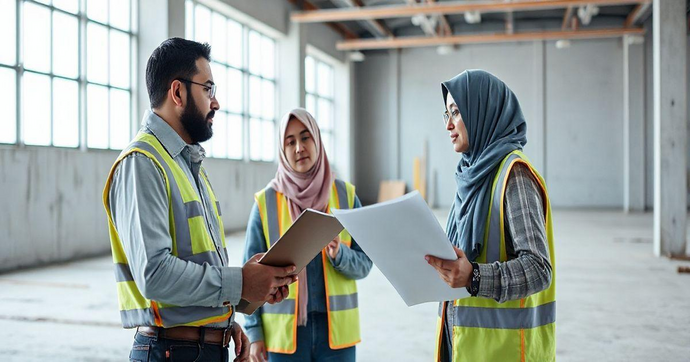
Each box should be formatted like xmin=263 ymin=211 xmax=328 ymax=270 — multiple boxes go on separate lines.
xmin=236 ymin=209 xmax=344 ymax=315
xmin=331 ymin=191 xmax=469 ymax=306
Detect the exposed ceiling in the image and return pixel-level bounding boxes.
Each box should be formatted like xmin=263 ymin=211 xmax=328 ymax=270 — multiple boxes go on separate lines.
xmin=288 ymin=0 xmax=663 ymax=51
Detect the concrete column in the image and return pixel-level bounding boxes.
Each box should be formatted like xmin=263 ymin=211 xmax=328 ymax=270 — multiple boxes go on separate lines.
xmin=623 ymin=35 xmax=645 ymax=212
xmin=137 ymin=0 xmax=170 ymax=117
xmin=653 ymin=0 xmax=688 ymax=256
xmin=278 ymin=21 xmax=305 ymax=115
xmin=168 ymin=0 xmax=187 ymax=39
xmin=388 ymin=49 xmax=401 ymax=179
xmin=531 ymin=40 xmax=546 ymax=176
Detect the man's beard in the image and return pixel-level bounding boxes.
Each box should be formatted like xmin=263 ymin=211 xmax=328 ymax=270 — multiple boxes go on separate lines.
xmin=180 ymin=92 xmax=214 ymax=144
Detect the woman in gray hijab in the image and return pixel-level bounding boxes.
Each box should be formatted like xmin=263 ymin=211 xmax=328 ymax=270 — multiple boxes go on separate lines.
xmin=425 ymin=70 xmax=556 ymax=362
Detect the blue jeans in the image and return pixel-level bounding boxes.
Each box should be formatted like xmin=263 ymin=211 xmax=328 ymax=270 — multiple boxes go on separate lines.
xmin=129 ymin=330 xmax=230 ymax=362
xmin=268 ymin=312 xmax=356 ymax=362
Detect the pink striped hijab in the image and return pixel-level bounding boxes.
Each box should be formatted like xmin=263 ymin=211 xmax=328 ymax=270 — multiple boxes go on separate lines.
xmin=269 ymin=108 xmax=333 ymax=326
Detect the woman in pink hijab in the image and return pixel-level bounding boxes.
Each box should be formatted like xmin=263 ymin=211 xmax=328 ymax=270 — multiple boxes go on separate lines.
xmin=243 ymin=108 xmax=372 ymax=362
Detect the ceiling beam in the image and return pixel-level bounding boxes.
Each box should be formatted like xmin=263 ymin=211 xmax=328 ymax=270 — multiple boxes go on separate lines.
xmin=427 ymin=0 xmax=452 ymax=36
xmin=336 ymin=27 xmax=645 ymax=50
xmin=561 ymin=6 xmax=574 ymax=31
xmin=292 ymin=0 xmax=651 ymax=23
xmin=348 ymin=0 xmax=394 ymax=37
xmin=287 ymin=0 xmax=358 ymax=39
xmin=572 ymin=14 xmax=579 ymax=30
xmin=624 ymin=3 xmax=651 ymax=28
xmin=506 ymin=10 xmax=514 ymax=34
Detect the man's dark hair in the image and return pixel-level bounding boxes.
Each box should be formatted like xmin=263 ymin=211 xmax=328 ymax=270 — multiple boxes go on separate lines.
xmin=146 ymin=37 xmax=211 ymax=109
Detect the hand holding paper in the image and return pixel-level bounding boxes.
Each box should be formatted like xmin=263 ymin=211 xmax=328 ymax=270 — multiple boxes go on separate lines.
xmin=331 ymin=191 xmax=469 ymax=306
xmin=425 ymin=246 xmax=473 ymax=289
xmin=326 ymin=236 xmax=341 ymax=259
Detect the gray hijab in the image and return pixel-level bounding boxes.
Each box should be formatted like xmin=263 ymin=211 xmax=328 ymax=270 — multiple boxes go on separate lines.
xmin=442 ymin=69 xmax=527 ymax=261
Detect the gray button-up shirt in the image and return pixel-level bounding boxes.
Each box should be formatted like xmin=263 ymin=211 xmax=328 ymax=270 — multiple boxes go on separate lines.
xmin=108 ymin=111 xmax=242 ymax=328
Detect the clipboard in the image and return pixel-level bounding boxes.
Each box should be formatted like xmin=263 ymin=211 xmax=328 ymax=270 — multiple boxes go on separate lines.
xmin=235 ymin=208 xmax=344 ymax=315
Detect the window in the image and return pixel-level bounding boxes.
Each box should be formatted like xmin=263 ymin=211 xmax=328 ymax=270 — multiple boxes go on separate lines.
xmin=0 ymin=0 xmax=136 ymax=149
xmin=86 ymin=0 xmax=135 ymax=150
xmin=186 ymin=1 xmax=277 ymax=162
xmin=305 ymin=55 xmax=335 ymax=159
xmin=0 ymin=0 xmax=17 ymax=144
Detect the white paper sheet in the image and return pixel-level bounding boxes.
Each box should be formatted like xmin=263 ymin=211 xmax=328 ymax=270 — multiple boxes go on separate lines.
xmin=331 ymin=191 xmax=469 ymax=306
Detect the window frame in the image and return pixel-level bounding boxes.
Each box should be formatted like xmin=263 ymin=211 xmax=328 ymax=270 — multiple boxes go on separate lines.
xmin=0 ymin=0 xmax=138 ymax=151
xmin=186 ymin=0 xmax=278 ymax=163
xmin=305 ymin=53 xmax=336 ymax=160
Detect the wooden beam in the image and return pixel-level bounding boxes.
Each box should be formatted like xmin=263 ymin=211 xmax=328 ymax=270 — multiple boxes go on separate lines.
xmin=625 ymin=3 xmax=651 ymax=28
xmin=572 ymin=15 xmax=579 ymax=31
xmin=427 ymin=0 xmax=452 ymax=36
xmin=561 ymin=6 xmax=574 ymax=31
xmin=506 ymin=11 xmax=514 ymax=35
xmin=336 ymin=27 xmax=645 ymax=50
xmin=287 ymin=0 xmax=358 ymax=39
xmin=330 ymin=21 xmax=360 ymax=39
xmin=292 ymin=0 xmax=651 ymax=23
xmin=350 ymin=0 xmax=393 ymax=37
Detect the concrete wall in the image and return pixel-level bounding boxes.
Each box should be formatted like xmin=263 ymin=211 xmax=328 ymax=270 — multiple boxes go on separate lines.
xmin=0 ymin=0 xmax=348 ymax=272
xmin=544 ymin=39 xmax=625 ymax=207
xmin=353 ymin=52 xmax=398 ymax=203
xmin=354 ymin=38 xmax=644 ymax=208
xmin=643 ymin=17 xmax=690 ymax=210
xmin=0 ymin=147 xmax=275 ymax=272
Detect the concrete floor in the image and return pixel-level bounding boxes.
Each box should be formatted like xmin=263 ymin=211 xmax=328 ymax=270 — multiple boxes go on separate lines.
xmin=1 ymin=210 xmax=689 ymax=361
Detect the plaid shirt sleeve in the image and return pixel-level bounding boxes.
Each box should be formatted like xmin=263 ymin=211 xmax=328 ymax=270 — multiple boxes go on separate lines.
xmin=476 ymin=163 xmax=553 ymax=303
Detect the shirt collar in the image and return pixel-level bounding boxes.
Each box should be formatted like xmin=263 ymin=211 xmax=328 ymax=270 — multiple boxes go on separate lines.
xmin=188 ymin=143 xmax=206 ymax=164
xmin=142 ymin=110 xmax=188 ymax=159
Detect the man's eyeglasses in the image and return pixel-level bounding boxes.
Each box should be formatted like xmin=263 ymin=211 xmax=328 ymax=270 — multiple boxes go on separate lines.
xmin=176 ymin=78 xmax=217 ymax=99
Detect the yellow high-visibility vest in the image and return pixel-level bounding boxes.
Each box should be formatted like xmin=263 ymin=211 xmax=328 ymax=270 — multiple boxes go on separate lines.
xmin=254 ymin=180 xmax=360 ymax=354
xmin=435 ymin=150 xmax=556 ymax=362
xmin=103 ymin=132 xmax=232 ymax=328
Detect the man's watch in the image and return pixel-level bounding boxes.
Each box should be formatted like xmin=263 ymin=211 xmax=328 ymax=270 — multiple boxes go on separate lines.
xmin=466 ymin=262 xmax=481 ymax=297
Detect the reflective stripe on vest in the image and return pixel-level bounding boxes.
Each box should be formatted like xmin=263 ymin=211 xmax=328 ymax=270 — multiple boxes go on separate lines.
xmin=256 ymin=180 xmax=361 ymax=354
xmin=438 ymin=301 xmax=556 ymax=329
xmin=103 ymin=132 xmax=232 ymax=328
xmin=434 ymin=150 xmax=556 ymax=362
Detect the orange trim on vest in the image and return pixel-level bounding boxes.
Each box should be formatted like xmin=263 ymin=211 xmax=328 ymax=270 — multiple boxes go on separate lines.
xmin=151 ymin=302 xmax=163 ymax=327
xmin=320 ymin=249 xmax=361 ymax=350
xmin=265 ymin=190 xmax=298 ymax=355
xmin=321 ymin=251 xmax=334 ymax=349
xmin=435 ymin=301 xmax=447 ymax=362
xmin=520 ymin=328 xmax=526 ymax=362
xmin=265 ymin=184 xmax=359 ymax=353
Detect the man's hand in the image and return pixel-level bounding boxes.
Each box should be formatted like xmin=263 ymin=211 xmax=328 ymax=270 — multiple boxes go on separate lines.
xmin=249 ymin=341 xmax=268 ymax=362
xmin=267 ymin=285 xmax=290 ymax=305
xmin=242 ymin=253 xmax=297 ymax=303
xmin=425 ymin=246 xmax=473 ymax=289
xmin=230 ymin=322 xmax=250 ymax=362
xmin=326 ymin=236 xmax=341 ymax=260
